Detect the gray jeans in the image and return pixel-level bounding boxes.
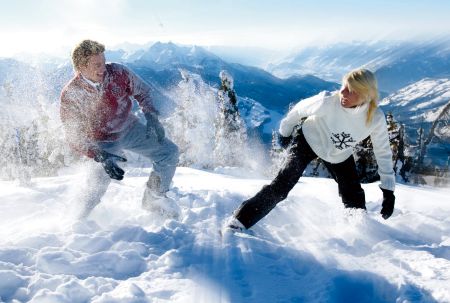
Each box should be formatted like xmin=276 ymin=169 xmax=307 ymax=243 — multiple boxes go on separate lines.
xmin=79 ymin=121 xmax=179 ymax=216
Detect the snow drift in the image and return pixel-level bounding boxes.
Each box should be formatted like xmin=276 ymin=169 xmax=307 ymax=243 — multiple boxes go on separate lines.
xmin=0 ymin=166 xmax=449 ymax=302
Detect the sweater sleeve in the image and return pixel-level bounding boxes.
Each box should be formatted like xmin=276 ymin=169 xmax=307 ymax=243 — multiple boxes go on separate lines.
xmin=124 ymin=66 xmax=156 ymax=114
xmin=279 ymin=91 xmax=330 ymax=137
xmin=370 ymin=110 xmax=396 ymax=191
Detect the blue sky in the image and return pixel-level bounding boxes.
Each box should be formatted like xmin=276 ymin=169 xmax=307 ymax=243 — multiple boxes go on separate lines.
xmin=0 ymin=0 xmax=449 ymax=57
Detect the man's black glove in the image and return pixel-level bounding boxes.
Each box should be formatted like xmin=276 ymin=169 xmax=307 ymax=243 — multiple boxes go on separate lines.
xmin=278 ymin=133 xmax=293 ymax=149
xmin=144 ymin=112 xmax=165 ymax=143
xmin=380 ymin=188 xmax=395 ymax=219
xmin=93 ymin=150 xmax=127 ymax=181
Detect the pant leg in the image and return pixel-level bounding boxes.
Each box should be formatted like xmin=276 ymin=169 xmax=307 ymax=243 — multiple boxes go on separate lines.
xmin=323 ymin=156 xmax=366 ymax=209
xmin=235 ymin=130 xmax=317 ymax=229
xmin=322 ymin=160 xmax=338 ymax=183
xmin=117 ymin=122 xmax=179 ymax=193
xmin=78 ymin=161 xmax=111 ymax=218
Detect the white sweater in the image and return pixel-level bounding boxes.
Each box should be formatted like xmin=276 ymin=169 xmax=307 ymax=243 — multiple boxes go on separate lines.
xmin=279 ymin=91 xmax=395 ymax=191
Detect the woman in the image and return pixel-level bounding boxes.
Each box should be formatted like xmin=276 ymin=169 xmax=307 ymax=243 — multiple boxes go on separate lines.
xmin=230 ymin=68 xmax=396 ymax=230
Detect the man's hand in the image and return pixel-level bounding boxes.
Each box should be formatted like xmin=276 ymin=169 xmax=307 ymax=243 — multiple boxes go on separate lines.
xmin=94 ymin=150 xmax=127 ymax=180
xmin=380 ymin=188 xmax=395 ymax=219
xmin=145 ymin=112 xmax=165 ymax=142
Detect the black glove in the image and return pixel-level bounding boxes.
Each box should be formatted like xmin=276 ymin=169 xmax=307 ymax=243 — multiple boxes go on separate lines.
xmin=93 ymin=150 xmax=127 ymax=181
xmin=144 ymin=112 xmax=165 ymax=142
xmin=278 ymin=133 xmax=293 ymax=149
xmin=380 ymin=188 xmax=395 ymax=219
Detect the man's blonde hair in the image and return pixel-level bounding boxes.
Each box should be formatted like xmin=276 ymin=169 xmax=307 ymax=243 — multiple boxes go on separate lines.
xmin=342 ymin=68 xmax=379 ymax=124
xmin=71 ymin=39 xmax=105 ymax=72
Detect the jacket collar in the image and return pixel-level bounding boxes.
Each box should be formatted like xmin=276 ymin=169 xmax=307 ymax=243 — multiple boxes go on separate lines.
xmin=80 ymin=73 xmax=103 ymax=91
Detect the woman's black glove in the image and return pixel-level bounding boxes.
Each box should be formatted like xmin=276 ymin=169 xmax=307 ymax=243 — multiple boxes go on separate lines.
xmin=278 ymin=133 xmax=293 ymax=149
xmin=93 ymin=150 xmax=127 ymax=181
xmin=145 ymin=112 xmax=165 ymax=143
xmin=380 ymin=188 xmax=395 ymax=219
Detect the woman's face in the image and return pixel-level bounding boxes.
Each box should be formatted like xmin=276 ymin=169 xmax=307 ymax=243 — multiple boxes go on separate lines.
xmin=339 ymin=84 xmax=363 ymax=108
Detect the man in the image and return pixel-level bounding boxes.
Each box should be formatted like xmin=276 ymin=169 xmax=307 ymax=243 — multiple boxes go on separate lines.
xmin=60 ymin=39 xmax=179 ymax=219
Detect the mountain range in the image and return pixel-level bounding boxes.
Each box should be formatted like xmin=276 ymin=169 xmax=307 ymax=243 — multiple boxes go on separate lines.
xmin=109 ymin=42 xmax=339 ymax=112
xmin=268 ymin=38 xmax=450 ymax=94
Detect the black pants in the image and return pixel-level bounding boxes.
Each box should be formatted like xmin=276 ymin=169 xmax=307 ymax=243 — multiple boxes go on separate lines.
xmin=235 ymin=130 xmax=366 ymax=229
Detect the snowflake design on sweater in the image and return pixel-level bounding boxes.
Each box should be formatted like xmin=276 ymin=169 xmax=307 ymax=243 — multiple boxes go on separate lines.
xmin=330 ymin=132 xmax=355 ymax=150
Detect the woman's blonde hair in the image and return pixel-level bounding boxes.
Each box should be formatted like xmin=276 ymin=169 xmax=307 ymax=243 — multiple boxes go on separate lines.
xmin=71 ymin=39 xmax=105 ymax=72
xmin=342 ymin=68 xmax=379 ymax=124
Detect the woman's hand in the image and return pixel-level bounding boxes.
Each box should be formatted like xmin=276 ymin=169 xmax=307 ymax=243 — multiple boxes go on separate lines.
xmin=380 ymin=188 xmax=395 ymax=219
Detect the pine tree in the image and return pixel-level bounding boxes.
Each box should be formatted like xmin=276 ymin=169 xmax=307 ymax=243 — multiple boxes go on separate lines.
xmin=416 ymin=121 xmax=426 ymax=172
xmin=385 ymin=112 xmax=409 ymax=180
xmin=396 ymin=123 xmax=412 ymax=182
xmin=386 ymin=112 xmax=399 ymax=161
xmin=213 ymin=70 xmax=248 ymax=167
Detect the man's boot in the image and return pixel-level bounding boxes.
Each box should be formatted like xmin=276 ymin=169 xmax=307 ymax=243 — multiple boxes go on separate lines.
xmin=141 ymin=173 xmax=180 ymax=219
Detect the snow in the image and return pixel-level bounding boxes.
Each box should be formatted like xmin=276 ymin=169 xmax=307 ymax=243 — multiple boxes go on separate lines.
xmin=1 ymin=166 xmax=450 ymax=302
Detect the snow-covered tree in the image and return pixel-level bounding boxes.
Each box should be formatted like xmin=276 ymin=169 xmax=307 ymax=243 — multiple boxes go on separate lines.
xmin=214 ymin=70 xmax=248 ymax=167
xmin=165 ymin=70 xmax=217 ymax=168
xmin=0 ymin=89 xmax=71 ymax=183
xmin=386 ymin=113 xmax=399 ymax=157
xmin=164 ymin=69 xmax=267 ymax=172
xmin=386 ymin=112 xmax=409 ymax=180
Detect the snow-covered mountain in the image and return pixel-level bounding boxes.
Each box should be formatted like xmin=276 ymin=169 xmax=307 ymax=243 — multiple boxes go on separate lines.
xmin=268 ymin=41 xmax=395 ymax=81
xmin=380 ymin=78 xmax=450 ymax=125
xmin=268 ymin=39 xmax=450 ymax=94
xmin=205 ymin=45 xmax=285 ymax=68
xmin=380 ymin=78 xmax=450 ymax=166
xmin=0 ymin=166 xmax=449 ymax=302
xmin=108 ymin=42 xmax=339 ymax=112
xmin=134 ymin=42 xmax=218 ymax=70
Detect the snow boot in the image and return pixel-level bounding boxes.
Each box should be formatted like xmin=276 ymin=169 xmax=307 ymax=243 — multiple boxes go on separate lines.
xmin=224 ymin=216 xmax=246 ymax=232
xmin=142 ymin=188 xmax=180 ymax=219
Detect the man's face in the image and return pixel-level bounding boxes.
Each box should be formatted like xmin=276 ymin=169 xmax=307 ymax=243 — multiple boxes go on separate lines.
xmin=79 ymin=53 xmax=106 ymax=83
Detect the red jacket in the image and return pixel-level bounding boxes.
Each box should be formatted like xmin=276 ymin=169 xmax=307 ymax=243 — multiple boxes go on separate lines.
xmin=60 ymin=63 xmax=155 ymax=158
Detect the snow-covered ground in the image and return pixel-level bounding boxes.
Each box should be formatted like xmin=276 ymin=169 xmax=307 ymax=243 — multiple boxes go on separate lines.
xmin=1 ymin=166 xmax=450 ymax=302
